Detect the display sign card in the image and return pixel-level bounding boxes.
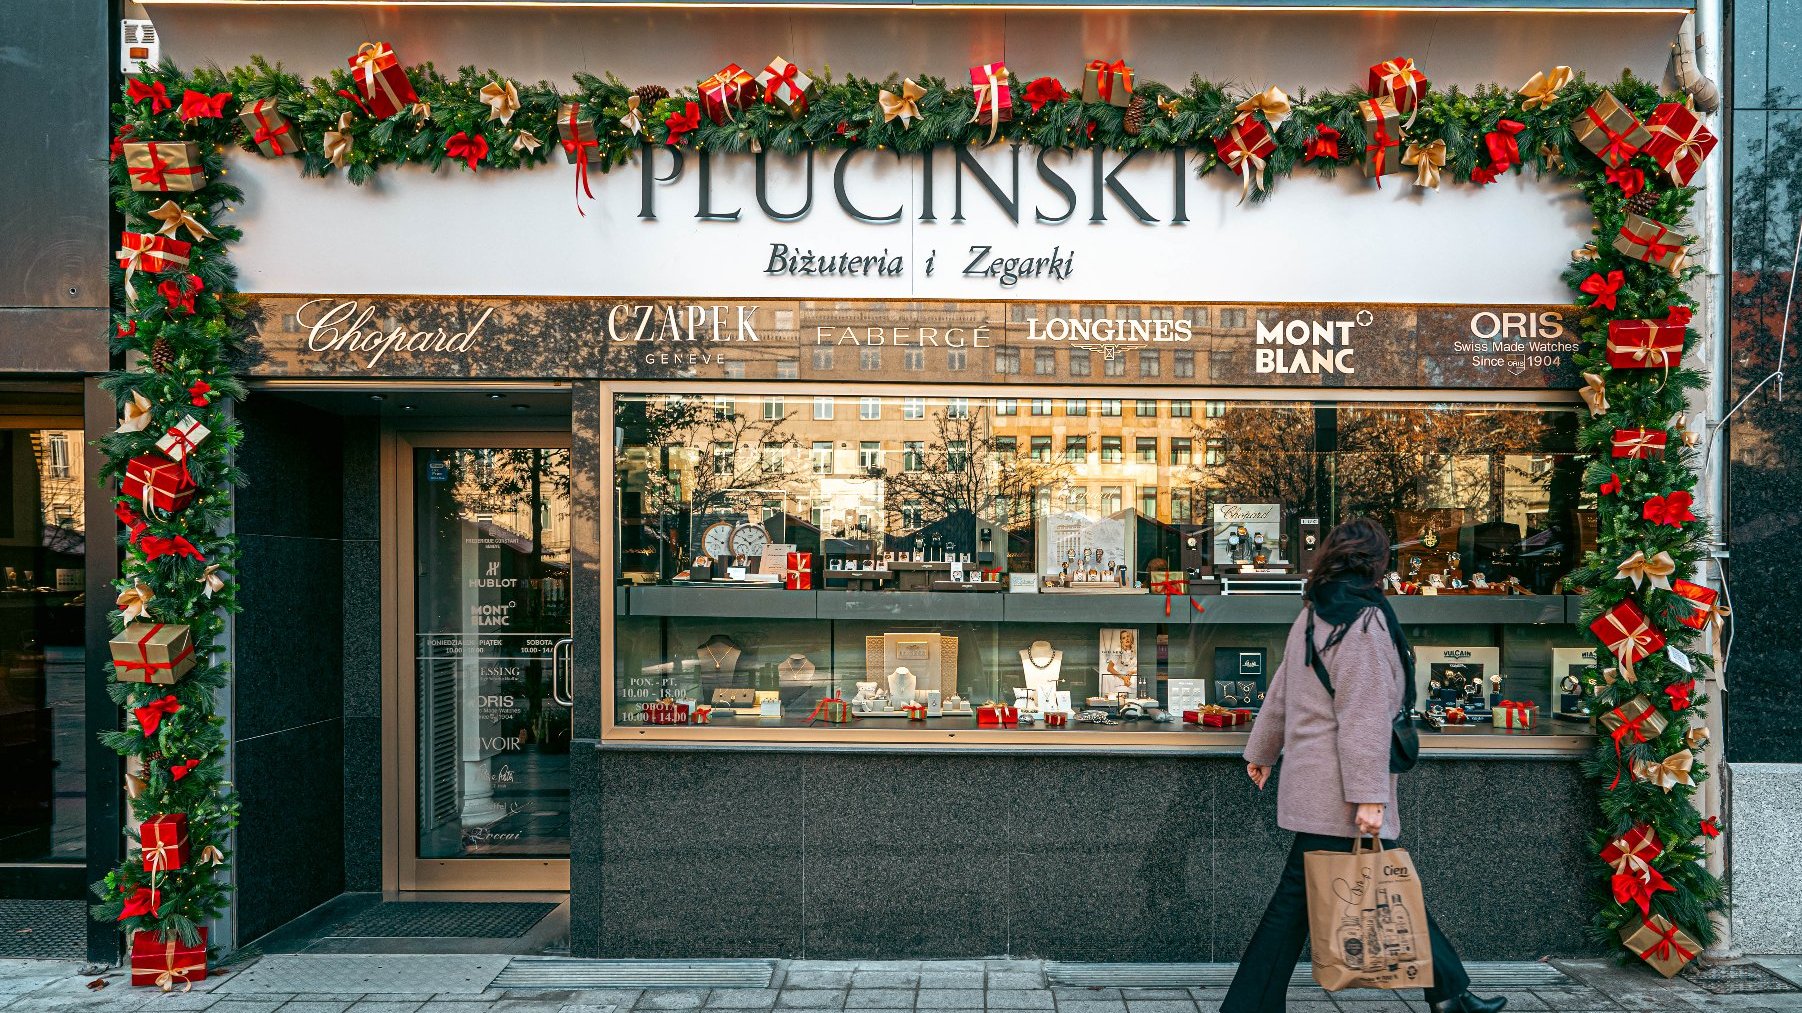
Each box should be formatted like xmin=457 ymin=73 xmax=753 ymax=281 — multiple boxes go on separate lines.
xmin=1168 ymin=678 xmax=1208 ymax=716
xmin=1212 ymin=503 xmax=1285 ymax=568
xmin=1099 ymin=627 xmax=1140 ymax=697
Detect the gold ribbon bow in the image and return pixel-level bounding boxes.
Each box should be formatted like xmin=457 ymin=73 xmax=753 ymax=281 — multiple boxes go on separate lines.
xmin=148 ymin=200 xmax=214 ymax=242
xmin=1402 ymin=139 xmax=1446 ymax=189
xmin=1634 ymin=748 xmax=1695 ymax=792
xmin=1685 ymin=726 xmax=1710 ymax=750
xmin=1518 ymin=66 xmax=1573 ymax=110
xmin=621 ymin=94 xmax=644 ymax=136
xmin=512 ymin=129 xmax=542 ymax=154
xmin=1234 ymin=85 xmax=1292 ymax=129
xmin=323 ymin=111 xmax=354 ymax=168
xmin=199 ymin=563 xmax=226 ymax=599
xmin=1157 ymin=95 xmax=1180 ymax=117
xmin=1580 ymin=372 xmax=1609 ymax=416
xmin=117 ymin=390 xmax=154 ymax=434
xmin=411 ymin=100 xmax=432 ymax=122
xmin=881 ymin=78 xmax=927 ymax=127
xmin=480 ymin=79 xmax=520 ymax=125
xmin=125 ymin=756 xmax=148 ymax=799
xmin=1674 ymin=411 xmax=1702 ymax=448
xmin=1616 ymin=550 xmax=1677 ymax=590
xmin=117 ymin=581 xmax=155 ymax=623
xmin=1601 ymin=665 xmax=1636 ymax=686
xmin=969 ymin=66 xmax=1009 ymax=145
xmin=198 ymin=844 xmax=225 ymax=865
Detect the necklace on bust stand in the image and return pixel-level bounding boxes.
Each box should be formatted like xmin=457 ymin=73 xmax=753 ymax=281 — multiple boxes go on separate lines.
xmin=696 ymin=635 xmax=742 ymax=672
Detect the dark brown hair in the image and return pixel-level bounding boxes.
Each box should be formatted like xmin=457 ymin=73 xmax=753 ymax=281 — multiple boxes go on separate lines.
xmin=1304 ymin=516 xmax=1391 ymax=599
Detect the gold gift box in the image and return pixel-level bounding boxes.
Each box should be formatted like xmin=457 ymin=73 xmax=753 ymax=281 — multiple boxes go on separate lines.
xmin=1360 ymin=97 xmax=1406 ymax=178
xmin=124 ymin=141 xmax=205 ymax=193
xmin=1572 ymin=90 xmax=1652 ymax=169
xmin=556 ymin=103 xmax=602 ymax=164
xmin=1613 ymin=211 xmax=1689 ymax=273
xmin=110 ymin=621 xmax=197 ymax=685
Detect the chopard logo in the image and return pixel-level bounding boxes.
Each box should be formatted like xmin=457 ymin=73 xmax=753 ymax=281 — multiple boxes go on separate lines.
xmin=297 ymin=299 xmax=491 ymax=368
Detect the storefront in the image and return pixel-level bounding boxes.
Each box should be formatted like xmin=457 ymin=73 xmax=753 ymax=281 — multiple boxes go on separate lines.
xmin=95 ymin=0 xmax=1727 ymax=967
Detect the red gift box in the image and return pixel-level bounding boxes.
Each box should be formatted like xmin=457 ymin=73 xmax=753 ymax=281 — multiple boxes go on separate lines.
xmin=969 ymin=63 xmax=1013 ymax=126
xmin=1368 ymin=57 xmax=1428 ymax=116
xmin=642 ymin=700 xmax=690 ymax=725
xmin=130 ymin=928 xmax=207 ymax=990
xmin=699 ymin=64 xmax=758 ymax=125
xmin=690 ymin=705 xmax=713 ymax=725
xmin=1602 ymin=822 xmax=1664 ymax=878
xmin=346 ymin=42 xmax=417 ymax=119
xmin=140 ymin=813 xmax=191 ymax=873
xmin=117 ymin=232 xmax=191 ymax=300
xmin=1044 ymin=711 xmax=1068 ymax=727
xmin=122 ymin=453 xmax=197 ymax=514
xmin=1607 ymin=309 xmax=1689 ymax=370
xmin=1643 ymin=102 xmax=1717 ymax=186
xmin=976 ymin=704 xmax=1020 ymax=726
xmin=785 ymin=551 xmax=813 ymax=591
xmin=1215 ymin=117 xmax=1276 ymax=200
xmin=1612 ymin=428 xmax=1668 ymax=460
xmin=902 ymin=703 xmax=927 ymax=721
xmin=1591 ymin=599 xmax=1666 ymax=668
xmin=1671 ymin=578 xmax=1723 ymax=630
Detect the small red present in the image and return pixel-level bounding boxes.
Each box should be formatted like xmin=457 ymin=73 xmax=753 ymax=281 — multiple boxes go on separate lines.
xmin=642 ymin=700 xmax=690 ymax=725
xmin=1643 ymin=102 xmax=1717 ymax=186
xmin=1215 ymin=117 xmax=1276 ymax=200
xmin=1044 ymin=711 xmax=1068 ymax=728
xmin=1591 ymin=599 xmax=1666 ymax=668
xmin=1494 ymin=699 xmax=1538 ymax=729
xmin=1602 ymin=823 xmax=1663 ymax=878
xmin=1607 ymin=308 xmax=1689 ymax=370
xmin=122 ymin=453 xmax=196 ymax=514
xmin=1081 ymin=58 xmax=1135 ymax=108
xmin=239 ymin=97 xmax=298 ymax=157
xmin=346 ymin=42 xmax=417 ymax=119
xmin=1671 ymin=578 xmax=1725 ymax=631
xmin=130 ymin=928 xmax=207 ymax=990
xmin=902 ymin=703 xmax=927 ymax=721
xmin=690 ymin=705 xmax=713 ymax=725
xmin=1368 ymin=57 xmax=1428 ymax=116
xmin=784 ymin=551 xmax=813 ymax=591
xmin=969 ymin=63 xmax=1013 ymax=127
xmin=699 ymin=64 xmax=758 ymax=125
xmin=805 ymin=695 xmax=853 ymax=724
xmin=1233 ymin=708 xmax=1254 ymax=723
xmin=140 ymin=813 xmax=190 ymax=873
xmin=1612 ymin=428 xmax=1668 ymax=460
xmin=1573 ymin=90 xmax=1652 ymax=169
xmin=116 ymin=232 xmax=191 ymax=300
xmin=976 ymin=704 xmax=1020 ymax=726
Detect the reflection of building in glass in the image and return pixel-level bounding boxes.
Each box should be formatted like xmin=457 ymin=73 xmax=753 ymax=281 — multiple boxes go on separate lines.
xmin=36 ymin=430 xmax=86 ymax=552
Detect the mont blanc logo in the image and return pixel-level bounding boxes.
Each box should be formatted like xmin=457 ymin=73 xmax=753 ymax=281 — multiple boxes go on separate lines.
xmin=1253 ymin=312 xmax=1368 ymax=375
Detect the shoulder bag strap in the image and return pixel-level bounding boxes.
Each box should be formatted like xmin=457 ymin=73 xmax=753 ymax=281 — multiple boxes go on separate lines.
xmin=1304 ymin=608 xmax=1336 ymax=697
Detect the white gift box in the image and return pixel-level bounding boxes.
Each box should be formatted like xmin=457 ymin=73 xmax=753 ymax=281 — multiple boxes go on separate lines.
xmin=155 ymin=415 xmax=210 ymax=462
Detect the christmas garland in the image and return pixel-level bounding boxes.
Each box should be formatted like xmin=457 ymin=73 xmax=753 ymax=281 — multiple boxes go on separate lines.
xmin=103 ymin=50 xmax=1722 ymax=978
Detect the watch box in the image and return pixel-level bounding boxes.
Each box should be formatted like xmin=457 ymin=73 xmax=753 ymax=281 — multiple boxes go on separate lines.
xmin=1550 ymin=646 xmax=1598 ymax=719
xmin=1414 ymin=646 xmax=1502 ymax=717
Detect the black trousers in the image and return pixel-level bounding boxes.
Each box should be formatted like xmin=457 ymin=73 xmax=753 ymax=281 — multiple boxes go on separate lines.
xmin=1222 ymin=832 xmax=1472 ymax=1013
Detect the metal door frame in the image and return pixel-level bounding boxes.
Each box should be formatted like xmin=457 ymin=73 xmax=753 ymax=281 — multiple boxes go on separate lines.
xmin=384 ymin=429 xmax=573 ymax=892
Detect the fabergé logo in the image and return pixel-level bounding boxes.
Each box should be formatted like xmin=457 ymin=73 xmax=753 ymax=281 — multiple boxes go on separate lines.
xmin=1253 ymin=310 xmax=1372 ymax=375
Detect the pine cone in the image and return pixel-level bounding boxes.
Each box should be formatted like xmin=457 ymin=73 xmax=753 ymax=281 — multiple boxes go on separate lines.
xmin=633 ymin=84 xmax=670 ymax=107
xmin=1123 ymin=96 xmax=1146 ymax=137
xmin=150 ymin=337 xmax=173 ymax=373
xmin=1624 ymin=190 xmax=1660 ymax=219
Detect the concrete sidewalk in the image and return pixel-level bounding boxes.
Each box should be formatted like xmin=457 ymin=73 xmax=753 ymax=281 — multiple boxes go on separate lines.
xmin=4 ymin=957 xmax=1801 ymax=1013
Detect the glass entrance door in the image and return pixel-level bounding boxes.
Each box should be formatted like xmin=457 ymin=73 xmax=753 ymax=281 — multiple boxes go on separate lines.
xmin=402 ymin=437 xmax=571 ymax=889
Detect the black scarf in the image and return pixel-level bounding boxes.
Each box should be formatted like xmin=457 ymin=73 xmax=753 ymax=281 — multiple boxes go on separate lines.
xmin=1307 ymin=575 xmax=1416 ymax=704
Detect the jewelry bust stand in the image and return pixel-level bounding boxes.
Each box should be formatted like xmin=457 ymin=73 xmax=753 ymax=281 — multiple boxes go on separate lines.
xmin=777 ymin=653 xmax=816 ymax=684
xmin=695 ymin=635 xmax=742 ymax=677
xmin=1019 ymin=640 xmax=1064 ymax=686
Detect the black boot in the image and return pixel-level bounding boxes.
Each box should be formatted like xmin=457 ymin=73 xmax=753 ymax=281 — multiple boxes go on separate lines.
xmin=1430 ymin=994 xmax=1507 ymax=1013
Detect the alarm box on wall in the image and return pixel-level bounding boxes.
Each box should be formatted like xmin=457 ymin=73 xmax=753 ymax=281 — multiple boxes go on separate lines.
xmin=1296 ymin=516 xmax=1323 ymax=574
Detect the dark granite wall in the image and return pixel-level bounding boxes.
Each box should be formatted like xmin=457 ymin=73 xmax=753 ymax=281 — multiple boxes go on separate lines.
xmin=1726 ymin=0 xmax=1802 ymax=763
xmin=233 ymin=398 xmax=349 ymax=943
xmin=588 ymin=749 xmax=1599 ymax=961
xmin=341 ymin=419 xmax=385 ymax=891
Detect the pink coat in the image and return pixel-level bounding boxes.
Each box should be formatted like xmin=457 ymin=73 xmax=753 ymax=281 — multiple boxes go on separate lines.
xmin=1243 ymin=607 xmax=1405 ymax=839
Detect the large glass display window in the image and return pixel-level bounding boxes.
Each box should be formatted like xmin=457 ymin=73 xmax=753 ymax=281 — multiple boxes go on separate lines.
xmin=607 ymin=391 xmax=1596 ymax=747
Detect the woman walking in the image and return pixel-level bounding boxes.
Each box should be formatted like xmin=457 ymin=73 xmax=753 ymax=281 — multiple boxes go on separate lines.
xmin=1221 ymin=517 xmax=1505 ymax=1013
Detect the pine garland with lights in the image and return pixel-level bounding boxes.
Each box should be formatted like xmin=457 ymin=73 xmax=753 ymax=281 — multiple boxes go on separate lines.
xmin=107 ymin=53 xmax=1723 ymax=974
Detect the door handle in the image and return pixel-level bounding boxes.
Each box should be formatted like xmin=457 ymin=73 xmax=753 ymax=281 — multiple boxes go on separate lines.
xmin=551 ymin=637 xmax=575 ymax=707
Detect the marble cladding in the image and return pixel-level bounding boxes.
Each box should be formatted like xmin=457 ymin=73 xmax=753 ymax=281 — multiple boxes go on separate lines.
xmin=587 ymin=750 xmax=1601 ymax=961
xmin=1727 ymin=763 xmax=1802 ymax=953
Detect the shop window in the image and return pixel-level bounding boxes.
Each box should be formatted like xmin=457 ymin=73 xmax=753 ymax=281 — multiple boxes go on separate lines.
xmin=904 ymin=349 xmax=926 ymax=371
xmin=995 ymin=348 xmax=1021 ymax=374
xmin=777 ymin=359 xmax=799 ymax=379
xmin=1066 ymin=399 xmax=1088 ymax=416
xmin=1137 ymin=437 xmax=1158 ymax=464
xmin=1174 ymin=350 xmax=1196 ymax=378
xmin=1099 ymin=399 xmax=1122 ymax=417
xmin=1171 ymin=438 xmax=1193 ymax=465
xmin=1170 ymin=400 xmax=1194 ymax=418
xmin=1030 ymin=435 xmax=1052 ymax=461
xmin=1138 ymin=351 xmax=1161 ymax=378
xmin=811 ymin=442 xmax=833 ymax=474
xmin=859 ymin=441 xmax=882 ymax=471
xmin=1030 ymin=398 xmax=1053 ymax=416
xmin=1139 ymin=487 xmax=1159 ymax=519
xmin=947 ymin=349 xmax=968 ymax=372
xmin=812 ymin=347 xmax=835 ymax=370
xmin=1035 ymin=348 xmax=1057 ymax=375
xmin=861 ymin=348 xmax=883 ymax=371
xmin=903 ymin=441 xmax=924 ymax=471
xmin=1070 ymin=352 xmax=1093 ymax=377
xmin=1100 ymin=436 xmax=1123 ymax=463
xmin=763 ymin=396 xmax=785 ymax=420
xmin=903 ymin=397 xmax=925 ymax=420
xmin=814 ymin=396 xmax=835 ymax=420
xmin=860 ymin=397 xmax=882 ymax=420
xmin=994 ymin=398 xmax=1018 ymax=417
xmin=1205 ymin=438 xmax=1227 ymax=466
xmin=1103 ymin=355 xmax=1126 ymax=378
xmin=1065 ymin=435 xmax=1088 ymax=462
xmin=1135 ymin=399 xmax=1158 ymax=417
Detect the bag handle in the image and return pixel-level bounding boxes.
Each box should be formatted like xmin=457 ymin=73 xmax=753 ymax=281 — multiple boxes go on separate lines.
xmin=1352 ymin=835 xmax=1385 ymax=856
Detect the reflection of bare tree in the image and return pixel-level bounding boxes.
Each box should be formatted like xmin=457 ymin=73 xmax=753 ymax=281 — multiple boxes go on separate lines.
xmin=627 ymin=398 xmax=803 ymax=568
xmin=880 ymin=405 xmax=1069 ymax=552
xmin=1185 ymin=404 xmax=1321 ymax=511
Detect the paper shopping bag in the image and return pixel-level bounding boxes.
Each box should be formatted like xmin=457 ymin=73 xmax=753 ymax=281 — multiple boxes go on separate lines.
xmin=1304 ymin=838 xmax=1435 ymax=991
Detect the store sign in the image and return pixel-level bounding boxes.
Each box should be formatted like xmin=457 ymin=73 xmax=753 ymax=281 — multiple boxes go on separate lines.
xmin=240 ymin=295 xmax=1580 ymax=390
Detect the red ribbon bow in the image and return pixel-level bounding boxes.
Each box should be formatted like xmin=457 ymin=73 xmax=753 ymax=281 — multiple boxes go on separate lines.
xmin=1304 ymin=125 xmax=1341 ymax=162
xmin=1700 ymin=817 xmax=1721 ymax=838
xmin=1600 ymin=473 xmax=1622 ymax=496
xmin=1023 ymin=76 xmax=1068 ymax=115
xmin=1485 ymin=118 xmax=1525 ymax=171
xmin=445 ymin=132 xmax=488 ymax=171
xmin=118 ymin=319 xmax=137 ymax=338
xmin=665 ymin=102 xmax=701 ymax=145
xmin=763 ymin=61 xmax=803 ymax=105
xmin=1664 ymin=678 xmax=1696 ymax=712
xmin=128 ymin=77 xmax=173 ymax=113
xmin=158 ymin=274 xmax=204 ymax=316
xmin=1149 ymin=578 xmax=1205 ymax=617
xmin=188 ymin=381 xmax=211 ymax=407
xmin=247 ymin=101 xmax=292 ymax=154
xmin=1086 ymin=60 xmax=1130 ymax=104
xmin=562 ymin=105 xmax=599 ymax=217
xmin=118 ymin=886 xmax=162 ymax=921
xmin=116 ymin=502 xmax=150 ymax=545
xmin=1607 ymin=701 xmax=1658 ymax=789
xmin=171 ymin=758 xmax=201 ymax=781
xmin=110 ymin=123 xmax=137 ymax=162
xmin=1611 ymin=865 xmax=1675 ymax=917
xmin=1666 ymin=306 xmax=1695 ymax=328
xmin=1643 ymin=490 xmax=1695 ymax=527
xmin=141 ymin=534 xmax=205 ymax=562
xmin=1587 ymin=105 xmax=1642 ymax=165
xmin=1581 ymin=270 xmax=1625 ymax=310
xmin=179 ymin=89 xmax=232 ymax=121
xmin=134 ymin=695 xmax=182 ymax=737
xmin=1606 ymin=163 xmax=1646 ymax=198
xmin=1364 ymin=99 xmax=1400 ymax=185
